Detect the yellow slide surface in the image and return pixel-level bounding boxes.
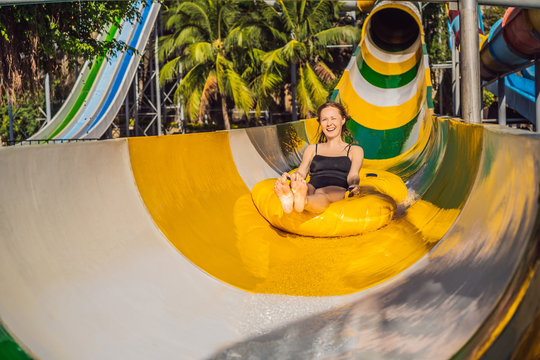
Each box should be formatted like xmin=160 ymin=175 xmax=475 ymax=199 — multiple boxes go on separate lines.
xmin=128 ymin=134 xmax=429 ymax=296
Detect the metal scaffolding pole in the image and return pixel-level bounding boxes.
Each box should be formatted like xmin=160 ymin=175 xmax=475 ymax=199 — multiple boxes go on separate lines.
xmin=459 ymin=0 xmax=481 ymax=124
xmin=154 ymin=25 xmax=162 ymax=136
xmin=45 ymin=73 xmax=51 ymax=123
xmin=125 ymin=92 xmax=130 ymax=137
xmin=8 ymin=95 xmax=14 ymax=144
xmin=497 ymin=76 xmax=506 ymax=126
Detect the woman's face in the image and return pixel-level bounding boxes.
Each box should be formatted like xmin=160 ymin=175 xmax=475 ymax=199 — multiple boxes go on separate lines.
xmin=319 ymin=106 xmax=346 ymax=140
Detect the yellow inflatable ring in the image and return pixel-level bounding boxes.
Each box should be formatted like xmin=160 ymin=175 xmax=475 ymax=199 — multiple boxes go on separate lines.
xmin=251 ymin=169 xmax=408 ymax=237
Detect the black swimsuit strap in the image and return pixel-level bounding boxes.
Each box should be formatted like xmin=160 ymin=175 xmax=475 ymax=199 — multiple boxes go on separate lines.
xmin=346 ymin=144 xmax=352 ymax=157
xmin=315 ymin=143 xmax=318 ymax=155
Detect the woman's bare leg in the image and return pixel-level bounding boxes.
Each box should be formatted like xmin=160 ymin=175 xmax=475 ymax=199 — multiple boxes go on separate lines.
xmin=304 ymin=186 xmax=347 ymax=213
xmin=274 ymin=174 xmax=294 ymax=214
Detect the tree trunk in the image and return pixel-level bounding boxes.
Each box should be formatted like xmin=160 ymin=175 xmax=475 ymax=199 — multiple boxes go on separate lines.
xmin=221 ymin=94 xmax=231 ymax=130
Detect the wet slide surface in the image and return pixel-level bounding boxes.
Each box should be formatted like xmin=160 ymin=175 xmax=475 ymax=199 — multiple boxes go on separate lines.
xmin=1 ymin=119 xmax=540 ymax=359
xmin=2 ymin=0 xmax=540 ymax=358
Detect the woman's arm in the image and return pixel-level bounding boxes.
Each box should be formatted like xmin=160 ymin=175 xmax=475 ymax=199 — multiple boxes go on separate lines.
xmin=289 ymin=144 xmax=316 ymax=181
xmin=347 ymin=145 xmax=364 ymax=190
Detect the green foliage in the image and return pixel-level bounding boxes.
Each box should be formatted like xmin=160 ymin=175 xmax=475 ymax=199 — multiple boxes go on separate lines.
xmin=481 ymin=6 xmax=506 ymax=33
xmin=160 ymin=0 xmax=254 ymax=129
xmin=483 ymin=89 xmax=495 ymax=109
xmin=423 ymin=3 xmax=450 ymax=64
xmin=0 ymin=1 xmax=140 ymax=98
xmin=0 ymin=93 xmax=44 ymax=145
xmin=236 ymin=0 xmax=361 ymax=118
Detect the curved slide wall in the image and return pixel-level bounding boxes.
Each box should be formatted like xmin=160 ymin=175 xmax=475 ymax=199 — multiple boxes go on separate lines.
xmin=1 ymin=120 xmax=540 ymax=359
xmin=2 ymin=1 xmax=540 ymax=359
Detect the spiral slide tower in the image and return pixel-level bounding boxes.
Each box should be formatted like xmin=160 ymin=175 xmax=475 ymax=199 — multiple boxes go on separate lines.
xmin=1 ymin=1 xmax=540 ymax=359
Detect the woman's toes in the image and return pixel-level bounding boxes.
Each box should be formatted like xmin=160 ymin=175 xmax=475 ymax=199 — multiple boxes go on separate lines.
xmin=274 ymin=179 xmax=294 ymax=214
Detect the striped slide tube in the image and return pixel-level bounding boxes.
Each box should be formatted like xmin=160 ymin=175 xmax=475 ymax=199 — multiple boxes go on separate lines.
xmin=333 ymin=1 xmax=433 ymax=161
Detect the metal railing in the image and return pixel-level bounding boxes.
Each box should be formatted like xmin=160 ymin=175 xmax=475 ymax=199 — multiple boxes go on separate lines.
xmin=3 ymin=138 xmax=99 ymax=146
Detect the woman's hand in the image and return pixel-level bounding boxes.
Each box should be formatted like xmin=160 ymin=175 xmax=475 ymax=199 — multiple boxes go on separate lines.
xmin=347 ymin=185 xmax=360 ymax=197
xmin=289 ymin=172 xmax=303 ymax=182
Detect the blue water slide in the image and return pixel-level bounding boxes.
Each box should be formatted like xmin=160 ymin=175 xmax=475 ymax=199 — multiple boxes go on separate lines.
xmin=57 ymin=16 xmax=137 ymax=139
xmin=486 ymin=66 xmax=537 ymax=126
xmin=80 ymin=0 xmax=157 ymax=138
xmin=45 ymin=0 xmax=160 ymax=140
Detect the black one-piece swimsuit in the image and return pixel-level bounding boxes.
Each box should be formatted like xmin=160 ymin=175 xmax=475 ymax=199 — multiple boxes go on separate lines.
xmin=308 ymin=144 xmax=352 ymax=189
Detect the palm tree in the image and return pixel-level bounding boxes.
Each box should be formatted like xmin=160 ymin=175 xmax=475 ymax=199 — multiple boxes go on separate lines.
xmin=159 ymin=0 xmax=253 ymax=130
xmin=234 ymin=0 xmax=361 ymax=119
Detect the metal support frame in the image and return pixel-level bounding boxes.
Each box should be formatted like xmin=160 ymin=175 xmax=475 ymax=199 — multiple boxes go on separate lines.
xmin=450 ymin=22 xmax=460 ymax=117
xmin=8 ymin=95 xmax=14 ymax=144
xmin=125 ymin=93 xmax=130 ymax=137
xmin=154 ymin=25 xmax=162 ymax=136
xmin=45 ymin=73 xmax=51 ymax=123
xmin=497 ymin=76 xmax=507 ymax=126
xmin=458 ymin=0 xmax=481 ymax=124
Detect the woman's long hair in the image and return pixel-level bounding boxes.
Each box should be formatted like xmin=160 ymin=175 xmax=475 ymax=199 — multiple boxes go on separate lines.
xmin=315 ymin=101 xmax=356 ymax=144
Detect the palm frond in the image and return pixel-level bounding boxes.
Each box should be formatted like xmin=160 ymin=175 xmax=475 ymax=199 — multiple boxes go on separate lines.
xmin=282 ymin=40 xmax=307 ymax=63
xmin=307 ymin=0 xmax=336 ymax=30
xmin=312 ymin=60 xmax=336 ymax=83
xmin=160 ymin=56 xmax=182 ymax=85
xmin=173 ymin=27 xmax=206 ymax=51
xmin=176 ymin=63 xmax=207 ymax=104
xmin=262 ymin=48 xmax=287 ymax=71
xmin=224 ymin=69 xmax=254 ymax=115
xmin=176 ymin=2 xmax=212 ymax=37
xmin=252 ymin=71 xmax=282 ymax=97
xmin=302 ymin=63 xmax=329 ymax=107
xmin=276 ymin=0 xmax=294 ymax=34
xmin=159 ymin=34 xmax=177 ymax=60
xmin=298 ymin=0 xmax=306 ymax=24
xmin=296 ymin=66 xmax=315 ymax=117
xmin=185 ymin=88 xmax=203 ymax=122
xmin=185 ymin=42 xmax=214 ymax=66
xmin=313 ymin=26 xmax=361 ymax=47
xmin=199 ymin=71 xmax=218 ymax=118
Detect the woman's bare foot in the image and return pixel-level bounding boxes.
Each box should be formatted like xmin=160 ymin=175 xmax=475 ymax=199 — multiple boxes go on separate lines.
xmin=274 ymin=175 xmax=294 ymax=214
xmin=291 ymin=179 xmax=308 ymax=212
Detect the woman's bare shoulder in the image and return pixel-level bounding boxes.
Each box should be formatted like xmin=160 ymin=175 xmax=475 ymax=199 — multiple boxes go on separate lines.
xmin=350 ymin=144 xmax=364 ymax=156
xmin=304 ymin=144 xmax=316 ymax=154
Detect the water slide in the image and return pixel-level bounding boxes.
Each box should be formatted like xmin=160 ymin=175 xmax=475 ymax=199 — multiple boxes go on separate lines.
xmin=2 ymin=1 xmax=540 ymax=359
xmin=27 ymin=0 xmax=160 ymax=142
xmin=478 ymin=8 xmax=540 ymax=126
xmin=486 ymin=66 xmax=537 ymax=124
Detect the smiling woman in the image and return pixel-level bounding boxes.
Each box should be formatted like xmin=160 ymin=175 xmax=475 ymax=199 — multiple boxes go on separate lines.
xmin=273 ymin=101 xmax=364 ymax=214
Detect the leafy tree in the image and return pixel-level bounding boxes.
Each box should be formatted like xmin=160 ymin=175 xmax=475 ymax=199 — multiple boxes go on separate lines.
xmin=159 ymin=0 xmax=254 ymax=130
xmin=0 ymin=92 xmax=44 ymax=145
xmin=0 ymin=1 xmax=140 ymax=101
xmin=423 ymin=3 xmax=450 ymax=64
xmin=235 ymin=0 xmax=360 ymax=118
xmin=481 ymin=6 xmax=506 ymax=33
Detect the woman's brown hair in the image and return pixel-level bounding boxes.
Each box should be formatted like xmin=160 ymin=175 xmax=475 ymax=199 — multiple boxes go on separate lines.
xmin=316 ymin=101 xmax=355 ymax=144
